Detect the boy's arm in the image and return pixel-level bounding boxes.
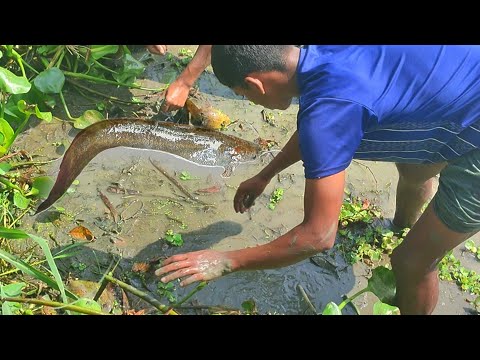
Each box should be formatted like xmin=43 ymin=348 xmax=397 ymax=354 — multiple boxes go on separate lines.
xmin=162 ymin=45 xmax=212 ymax=112
xmin=155 ymin=170 xmax=345 ymax=286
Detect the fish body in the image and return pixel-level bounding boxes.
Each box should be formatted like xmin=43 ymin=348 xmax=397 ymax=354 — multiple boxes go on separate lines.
xmin=36 ymin=118 xmax=260 ymax=213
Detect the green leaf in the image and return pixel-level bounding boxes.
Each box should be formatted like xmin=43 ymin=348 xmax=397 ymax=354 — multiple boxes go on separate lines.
xmin=367 ymin=266 xmax=396 ymax=304
xmin=0 ymin=118 xmax=14 ymax=153
xmin=13 ymin=191 xmax=31 ymax=209
xmin=0 ymin=67 xmax=31 ymax=94
xmin=157 ymin=281 xmax=177 ymax=303
xmin=474 ymin=295 xmax=480 ymax=310
xmin=89 ymin=45 xmax=119 ymax=60
xmin=268 ymin=188 xmax=284 ymax=210
xmin=34 ymin=68 xmax=65 ymax=94
xmin=241 ymin=299 xmax=257 ymax=314
xmin=1 ymin=282 xmax=26 ymax=315
xmin=465 ymin=239 xmax=477 ymax=253
xmin=373 ymin=301 xmax=400 ymax=315
xmin=0 ymin=248 xmax=77 ymax=300
xmin=322 ymin=302 xmax=342 ymax=315
xmin=113 ymin=53 xmax=145 ymax=84
xmin=70 ymin=298 xmax=102 ymax=315
xmin=0 ymin=162 xmax=12 ymax=175
xmin=36 ymin=45 xmax=58 ymax=55
xmin=30 ymin=176 xmax=54 ymax=198
xmin=165 ymin=232 xmax=184 ymax=247
xmin=35 ymin=106 xmax=52 ymax=122
xmin=27 ymin=233 xmax=70 ymax=306
xmin=17 ymin=100 xmax=52 ymax=122
xmin=0 ymin=227 xmax=74 ymax=305
xmin=3 ymin=103 xmax=21 ymax=120
xmin=121 ymin=45 xmax=131 ymax=55
xmin=73 ymin=110 xmax=104 ymax=129
xmin=179 ymin=171 xmax=197 ymax=180
xmin=11 ymin=85 xmax=56 ymax=112
xmin=0 ymin=227 xmax=29 ymax=239
xmin=1 ymin=282 xmax=26 ymax=297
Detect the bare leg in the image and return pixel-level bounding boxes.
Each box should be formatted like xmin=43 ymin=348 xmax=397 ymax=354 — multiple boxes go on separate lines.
xmin=391 ymin=204 xmax=476 ymax=314
xmin=393 ymin=162 xmax=446 ymax=228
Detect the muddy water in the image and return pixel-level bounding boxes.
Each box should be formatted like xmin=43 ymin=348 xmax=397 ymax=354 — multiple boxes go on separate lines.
xmin=17 ymin=45 xmax=480 ymax=315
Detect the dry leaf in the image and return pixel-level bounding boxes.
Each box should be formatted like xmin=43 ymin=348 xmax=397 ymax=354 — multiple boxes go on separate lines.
xmin=195 ymin=185 xmax=221 ymax=194
xmin=68 ymin=226 xmax=95 ymax=241
xmin=125 ymin=309 xmax=146 ymax=315
xmin=42 ymin=306 xmax=57 ymax=315
xmin=132 ymin=262 xmax=150 ymax=273
xmin=254 ymin=137 xmax=278 ymax=150
xmin=362 ymin=199 xmax=370 ymax=209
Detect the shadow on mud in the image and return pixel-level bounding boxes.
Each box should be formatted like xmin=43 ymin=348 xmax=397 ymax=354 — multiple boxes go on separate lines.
xmin=51 ymin=218 xmax=357 ymax=315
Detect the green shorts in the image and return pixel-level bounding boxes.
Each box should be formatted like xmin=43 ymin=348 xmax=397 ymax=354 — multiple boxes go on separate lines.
xmin=433 ymin=148 xmax=480 ymax=233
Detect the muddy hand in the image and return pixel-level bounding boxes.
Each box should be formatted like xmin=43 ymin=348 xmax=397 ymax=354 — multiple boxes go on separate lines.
xmin=234 ymin=175 xmax=270 ymax=213
xmin=146 ymin=45 xmax=168 ymax=56
xmin=155 ymin=250 xmax=233 ymax=286
xmin=161 ymin=79 xmax=191 ymax=113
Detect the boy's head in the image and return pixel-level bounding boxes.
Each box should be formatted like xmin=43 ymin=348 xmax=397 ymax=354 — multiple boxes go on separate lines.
xmin=211 ymin=45 xmax=296 ymax=110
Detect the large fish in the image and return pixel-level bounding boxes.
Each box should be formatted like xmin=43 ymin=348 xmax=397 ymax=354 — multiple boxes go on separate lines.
xmin=36 ymin=118 xmax=261 ymax=214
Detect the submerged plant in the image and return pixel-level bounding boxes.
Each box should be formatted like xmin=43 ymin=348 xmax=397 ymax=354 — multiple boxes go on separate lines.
xmin=322 ymin=266 xmax=399 ymax=315
xmin=268 ymin=188 xmax=284 ymax=210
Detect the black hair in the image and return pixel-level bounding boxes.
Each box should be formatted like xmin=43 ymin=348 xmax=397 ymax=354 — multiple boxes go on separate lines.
xmin=211 ymin=45 xmax=291 ymax=88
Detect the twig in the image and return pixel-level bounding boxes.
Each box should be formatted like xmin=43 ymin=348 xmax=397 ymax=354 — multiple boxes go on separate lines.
xmin=98 ymin=189 xmax=119 ymax=223
xmin=66 ymin=79 xmax=148 ymax=105
xmin=173 ymin=304 xmax=241 ymax=313
xmin=341 ymin=294 xmax=361 ymax=315
xmin=352 ymin=160 xmax=378 ymax=188
xmin=72 ymin=86 xmax=103 ymax=105
xmin=104 ymin=274 xmax=178 ymax=315
xmin=297 ymin=284 xmax=318 ymax=314
xmin=0 ymin=177 xmax=23 ymax=192
xmin=239 ymin=120 xmax=260 ymax=136
xmin=173 ymin=281 xmax=207 ymax=306
xmin=149 ymin=158 xmax=212 ymax=207
xmin=120 ymin=199 xmax=144 ymax=221
xmin=10 ymin=159 xmax=60 ymax=169
xmin=64 ymin=71 xmax=166 ymax=92
xmin=0 ymin=150 xmax=30 ymax=163
xmin=121 ymin=288 xmax=131 ymax=313
xmin=8 ymin=207 xmax=31 ymax=228
xmin=165 ymin=212 xmax=186 ymax=226
xmin=93 ymin=279 xmax=110 ymax=303
xmin=0 ymin=297 xmax=109 ymax=315
xmin=93 ymin=257 xmax=118 ymax=302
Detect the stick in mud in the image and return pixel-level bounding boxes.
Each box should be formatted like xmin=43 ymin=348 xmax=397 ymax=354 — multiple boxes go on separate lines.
xmin=98 ymin=189 xmax=119 ymax=223
xmin=148 ymin=157 xmax=213 ymax=207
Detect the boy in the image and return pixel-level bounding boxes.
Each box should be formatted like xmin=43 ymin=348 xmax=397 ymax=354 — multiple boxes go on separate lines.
xmin=156 ymin=45 xmax=480 ymax=314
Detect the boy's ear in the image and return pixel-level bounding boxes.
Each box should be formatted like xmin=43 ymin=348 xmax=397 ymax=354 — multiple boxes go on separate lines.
xmin=245 ymin=76 xmax=266 ymax=95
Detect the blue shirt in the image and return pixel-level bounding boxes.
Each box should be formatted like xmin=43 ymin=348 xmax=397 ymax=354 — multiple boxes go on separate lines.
xmin=296 ymin=45 xmax=480 ymax=179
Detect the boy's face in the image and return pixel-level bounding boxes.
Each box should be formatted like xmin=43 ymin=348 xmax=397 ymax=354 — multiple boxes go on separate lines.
xmin=233 ymin=81 xmax=293 ymax=110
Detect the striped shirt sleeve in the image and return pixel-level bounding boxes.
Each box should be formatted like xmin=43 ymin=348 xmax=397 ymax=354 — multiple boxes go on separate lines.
xmin=298 ymin=98 xmax=374 ymax=179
